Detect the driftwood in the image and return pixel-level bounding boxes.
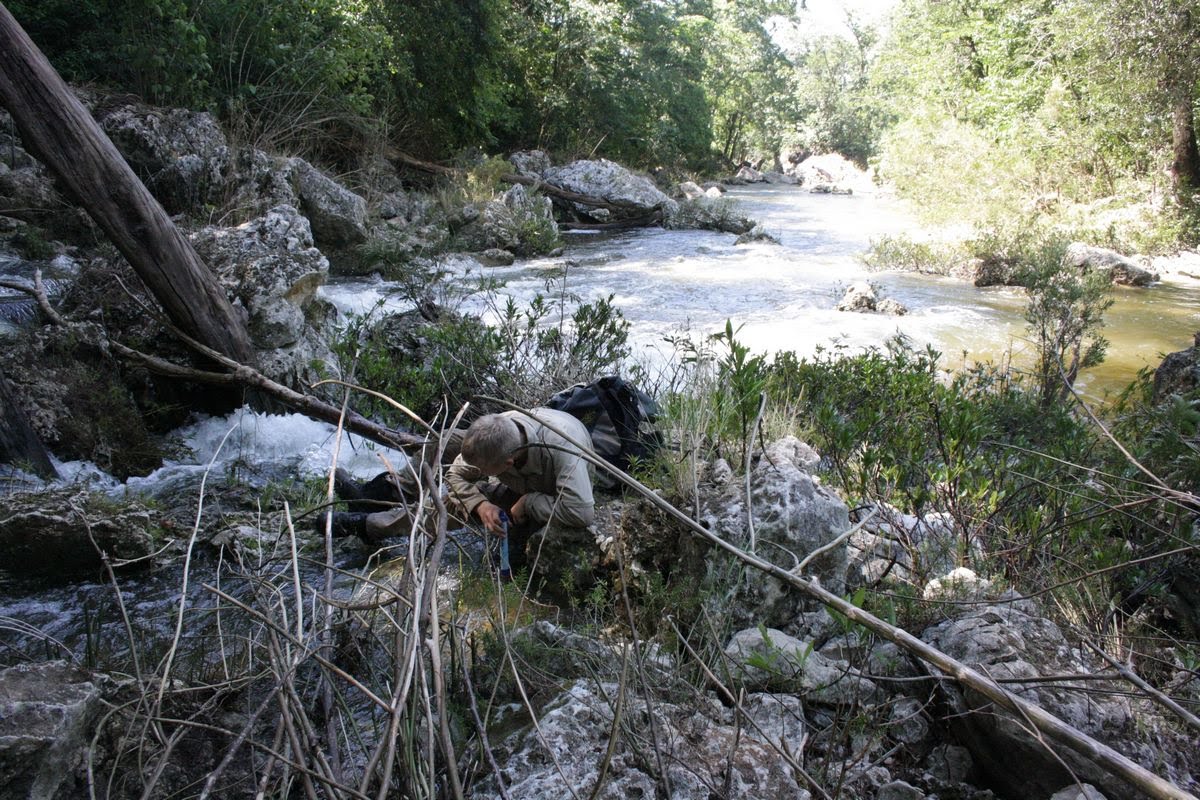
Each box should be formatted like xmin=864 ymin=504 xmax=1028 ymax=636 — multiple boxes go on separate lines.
xmin=502 ymin=402 xmax=1200 ymax=800
xmin=0 ymin=3 xmax=254 ymax=365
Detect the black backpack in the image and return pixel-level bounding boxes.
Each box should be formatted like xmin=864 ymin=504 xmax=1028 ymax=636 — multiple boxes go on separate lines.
xmin=545 ymin=376 xmax=662 ymax=473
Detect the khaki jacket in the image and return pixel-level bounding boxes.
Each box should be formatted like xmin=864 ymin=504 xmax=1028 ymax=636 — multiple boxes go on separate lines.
xmin=446 ymin=408 xmax=595 ymax=528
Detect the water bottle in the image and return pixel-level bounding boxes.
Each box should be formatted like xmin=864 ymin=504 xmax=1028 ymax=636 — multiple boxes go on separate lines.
xmin=498 ymin=510 xmax=512 ymax=581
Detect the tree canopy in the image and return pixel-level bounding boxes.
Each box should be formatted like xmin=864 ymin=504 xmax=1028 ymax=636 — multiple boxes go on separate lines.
xmin=5 ymin=0 xmax=1199 ymax=238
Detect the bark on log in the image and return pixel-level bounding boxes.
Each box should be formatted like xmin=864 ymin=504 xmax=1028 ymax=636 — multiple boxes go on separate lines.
xmin=0 ymin=3 xmax=254 ymax=365
xmin=0 ymin=367 xmax=56 ymax=479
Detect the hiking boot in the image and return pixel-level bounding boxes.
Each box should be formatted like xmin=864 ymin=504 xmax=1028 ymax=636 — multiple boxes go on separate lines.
xmin=333 ymin=467 xmax=364 ymax=502
xmin=315 ymin=511 xmax=370 ymax=540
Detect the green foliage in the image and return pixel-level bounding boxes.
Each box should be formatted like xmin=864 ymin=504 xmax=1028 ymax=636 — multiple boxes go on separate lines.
xmin=1020 ymin=249 xmax=1114 ymax=408
xmin=862 ymin=234 xmax=963 ymax=275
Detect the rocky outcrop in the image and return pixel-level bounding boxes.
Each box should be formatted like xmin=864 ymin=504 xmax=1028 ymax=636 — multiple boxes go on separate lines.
xmin=836 ymin=281 xmax=877 ymax=312
xmin=922 ymin=599 xmax=1199 ymax=799
xmin=1064 ymin=243 xmax=1158 ymax=286
xmin=467 ymin=678 xmax=812 ymax=800
xmin=791 ymin=153 xmax=871 ymax=194
xmin=1152 ymin=331 xmax=1200 ymax=402
xmin=0 ymin=488 xmax=161 ymax=576
xmin=453 ymin=183 xmax=558 ymax=255
xmin=96 ymin=103 xmax=231 ymax=216
xmin=191 ymin=204 xmax=337 ymax=389
xmin=735 ymin=225 xmax=781 ymax=245
xmin=543 ymin=158 xmax=678 ymax=221
xmin=666 ymin=197 xmax=756 ymax=234
xmin=846 ymin=502 xmax=975 ymax=591
xmin=0 ymin=661 xmax=109 ymax=800
xmin=699 ymin=437 xmax=850 ymax=633
xmin=835 ymin=282 xmax=908 ymax=315
xmin=724 ymin=626 xmax=878 ymax=705
xmin=508 ymin=149 xmax=552 ymax=179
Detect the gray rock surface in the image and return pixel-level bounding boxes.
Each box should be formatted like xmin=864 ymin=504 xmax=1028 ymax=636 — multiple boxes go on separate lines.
xmin=97 ymin=103 xmax=230 ymax=215
xmin=1063 ymin=243 xmax=1157 ymax=286
xmin=837 ymin=281 xmax=877 ymax=312
xmin=922 ymin=601 xmax=1198 ymax=799
xmin=0 ymin=489 xmax=159 ymax=575
xmin=544 ymin=159 xmax=678 ymax=219
xmin=0 ymin=661 xmax=107 ymax=800
xmin=700 ymin=437 xmax=849 ymax=632
xmin=468 ymin=678 xmax=811 ymax=800
xmin=724 ymin=627 xmax=878 ymax=705
xmin=191 ymin=204 xmax=337 ymax=388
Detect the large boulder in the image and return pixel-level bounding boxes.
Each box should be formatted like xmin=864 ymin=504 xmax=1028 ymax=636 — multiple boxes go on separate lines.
xmin=96 ymin=102 xmax=230 ymax=215
xmin=723 ymin=626 xmax=878 ymax=706
xmin=224 ymin=151 xmax=368 ymax=255
xmin=466 ymin=678 xmax=812 ymax=800
xmin=543 ymin=159 xmax=678 ymax=221
xmin=0 ymin=661 xmax=109 ymax=800
xmin=1151 ymin=331 xmax=1199 ymax=403
xmin=508 ymin=150 xmax=552 ymax=179
xmin=0 ymin=488 xmax=160 ymax=576
xmin=666 ymin=197 xmax=756 ymax=234
xmin=922 ymin=600 xmax=1199 ymax=799
xmin=836 ymin=281 xmax=877 ymax=312
xmin=191 ymin=204 xmax=337 ymax=388
xmin=0 ymin=120 xmax=93 ymax=240
xmin=792 ymin=153 xmax=872 ymax=194
xmin=1063 ymin=243 xmax=1158 ymax=286
xmin=287 ymin=158 xmax=369 ymax=248
xmin=453 ymin=184 xmax=558 ymax=255
xmin=699 ymin=437 xmax=850 ymax=633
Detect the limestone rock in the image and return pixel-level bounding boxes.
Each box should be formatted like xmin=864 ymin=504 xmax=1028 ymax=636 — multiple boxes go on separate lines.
xmin=735 ymin=225 xmax=781 ymax=245
xmin=287 ymin=158 xmax=368 ymax=248
xmin=191 ymin=204 xmax=336 ymax=388
xmin=1151 ymin=331 xmax=1199 ymax=402
xmin=508 ymin=150 xmax=552 ymax=178
xmin=699 ymin=437 xmax=850 ymax=631
xmin=837 ymin=281 xmax=878 ymax=312
xmin=544 ymin=159 xmax=678 ymax=220
xmin=877 ymin=297 xmax=909 ymax=315
xmin=0 ymin=489 xmax=160 ymax=576
xmin=97 ymin=103 xmax=230 ymax=215
xmin=1063 ymin=243 xmax=1157 ymax=286
xmin=724 ymin=627 xmax=878 ymax=705
xmin=666 ymin=197 xmax=756 ymax=234
xmin=0 ymin=662 xmax=108 ymax=800
xmin=922 ymin=601 xmax=1199 ymax=799
xmin=467 ymin=679 xmax=812 ymax=800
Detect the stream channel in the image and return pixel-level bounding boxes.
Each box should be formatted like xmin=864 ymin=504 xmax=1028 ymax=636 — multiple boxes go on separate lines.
xmin=3 ymin=184 xmax=1200 ymax=667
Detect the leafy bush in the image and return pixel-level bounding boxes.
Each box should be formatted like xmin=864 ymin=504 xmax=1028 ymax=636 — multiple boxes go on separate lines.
xmin=862 ymin=234 xmax=963 ymax=275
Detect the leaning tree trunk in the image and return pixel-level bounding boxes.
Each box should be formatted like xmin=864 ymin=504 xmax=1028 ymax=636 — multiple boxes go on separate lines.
xmin=0 ymin=3 xmax=254 ymax=365
xmin=0 ymin=367 xmax=56 ymax=479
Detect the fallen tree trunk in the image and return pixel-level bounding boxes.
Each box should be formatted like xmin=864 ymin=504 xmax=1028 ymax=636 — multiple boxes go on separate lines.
xmin=507 ymin=403 xmax=1199 ymax=800
xmin=0 ymin=3 xmax=254 ymax=365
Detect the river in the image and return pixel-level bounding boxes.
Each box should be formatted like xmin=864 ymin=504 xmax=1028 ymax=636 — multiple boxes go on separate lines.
xmin=323 ymin=185 xmax=1200 ymax=400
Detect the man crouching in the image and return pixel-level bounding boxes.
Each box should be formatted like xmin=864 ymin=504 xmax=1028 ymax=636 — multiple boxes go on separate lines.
xmin=447 ymin=408 xmax=596 ymax=574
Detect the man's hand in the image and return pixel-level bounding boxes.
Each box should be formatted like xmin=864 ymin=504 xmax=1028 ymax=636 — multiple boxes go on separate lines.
xmin=476 ymin=501 xmax=507 ymax=535
xmin=510 ymin=494 xmax=529 ymax=524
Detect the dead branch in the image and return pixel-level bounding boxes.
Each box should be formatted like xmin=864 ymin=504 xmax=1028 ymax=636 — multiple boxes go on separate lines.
xmin=0 ymin=268 xmax=63 ymax=325
xmin=108 ymin=340 xmax=428 ymax=453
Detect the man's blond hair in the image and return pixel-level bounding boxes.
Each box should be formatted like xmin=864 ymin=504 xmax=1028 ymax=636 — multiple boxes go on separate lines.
xmin=460 ymin=414 xmax=521 ymax=471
